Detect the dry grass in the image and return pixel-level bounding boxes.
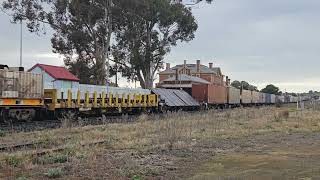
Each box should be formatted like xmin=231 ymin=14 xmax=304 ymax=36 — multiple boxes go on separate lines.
xmin=1 ymin=105 xmax=320 ymax=179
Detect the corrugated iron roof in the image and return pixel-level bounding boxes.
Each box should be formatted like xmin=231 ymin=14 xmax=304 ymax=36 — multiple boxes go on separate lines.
xmin=160 ymin=74 xmax=210 ymax=84
xmin=29 ymin=64 xmax=80 ymax=82
xmin=158 ymin=84 xmax=192 ymax=88
xmin=152 ymin=88 xmax=199 ymax=107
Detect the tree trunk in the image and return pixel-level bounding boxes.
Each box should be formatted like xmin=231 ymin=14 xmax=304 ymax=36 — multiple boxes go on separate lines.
xmin=142 ymin=23 xmax=154 ymax=89
xmin=95 ymin=47 xmax=107 ymax=85
xmin=94 ymin=0 xmax=113 ymax=85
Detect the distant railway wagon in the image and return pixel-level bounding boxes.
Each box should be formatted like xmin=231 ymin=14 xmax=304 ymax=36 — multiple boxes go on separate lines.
xmin=251 ymin=91 xmax=260 ymax=104
xmin=276 ymin=95 xmax=285 ymax=103
xmin=259 ymin=92 xmax=266 ymax=104
xmin=192 ymin=84 xmax=227 ymax=106
xmin=265 ymin=94 xmax=271 ymax=104
xmin=227 ymin=86 xmax=240 ymax=105
xmin=241 ymin=89 xmax=252 ymax=104
xmin=271 ymin=94 xmax=276 ymax=104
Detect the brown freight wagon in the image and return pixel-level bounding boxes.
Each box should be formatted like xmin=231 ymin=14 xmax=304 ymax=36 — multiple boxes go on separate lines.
xmin=192 ymin=84 xmax=227 ymax=106
xmin=0 ymin=70 xmax=43 ymax=99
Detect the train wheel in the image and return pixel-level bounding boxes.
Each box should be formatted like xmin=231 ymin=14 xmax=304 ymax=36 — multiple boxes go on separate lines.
xmin=1 ymin=109 xmax=12 ymax=126
xmin=34 ymin=108 xmax=45 ymax=121
xmin=0 ymin=109 xmax=4 ymax=123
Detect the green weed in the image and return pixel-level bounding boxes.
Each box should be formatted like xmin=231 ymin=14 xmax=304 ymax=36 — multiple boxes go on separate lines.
xmin=45 ymin=168 xmax=63 ymax=178
xmin=35 ymin=153 xmax=68 ymax=164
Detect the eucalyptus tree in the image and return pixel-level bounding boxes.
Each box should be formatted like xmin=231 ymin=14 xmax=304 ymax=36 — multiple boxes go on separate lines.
xmin=112 ymin=0 xmax=198 ymax=89
xmin=2 ymin=0 xmax=115 ymax=85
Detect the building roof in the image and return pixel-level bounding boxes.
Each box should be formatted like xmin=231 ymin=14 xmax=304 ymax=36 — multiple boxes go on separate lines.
xmin=0 ymin=64 xmax=9 ymax=70
xmin=28 ymin=64 xmax=80 ymax=81
xmin=160 ymin=74 xmax=210 ymax=84
xmin=160 ymin=64 xmax=222 ymax=75
xmin=158 ymin=84 xmax=193 ymax=88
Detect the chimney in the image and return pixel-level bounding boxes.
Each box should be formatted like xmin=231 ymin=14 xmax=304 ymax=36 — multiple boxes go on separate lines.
xmin=196 ymin=60 xmax=200 ymax=73
xmin=209 ymin=62 xmax=213 ymax=69
xmin=166 ymin=63 xmax=170 ymax=70
xmin=226 ymin=76 xmax=230 ymax=86
xmin=175 ymin=68 xmax=179 ymax=81
xmin=184 ymin=60 xmax=187 ymax=67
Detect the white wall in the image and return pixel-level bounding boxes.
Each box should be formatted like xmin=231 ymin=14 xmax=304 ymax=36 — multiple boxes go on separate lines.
xmin=30 ymin=67 xmax=79 ymax=89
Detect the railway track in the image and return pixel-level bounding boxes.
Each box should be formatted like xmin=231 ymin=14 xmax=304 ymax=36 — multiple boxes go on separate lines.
xmin=0 ymin=138 xmax=109 ymax=157
xmin=0 ymin=113 xmax=142 ymax=133
xmin=0 ymin=119 xmax=62 ymax=133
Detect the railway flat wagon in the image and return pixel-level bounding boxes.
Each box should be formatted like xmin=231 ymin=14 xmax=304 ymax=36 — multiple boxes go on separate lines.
xmin=44 ymin=86 xmax=159 ymax=115
xmin=251 ymin=91 xmax=260 ymax=104
xmin=0 ymin=69 xmax=43 ymax=121
xmin=227 ymin=86 xmax=240 ymax=105
xmin=241 ymin=89 xmax=252 ymax=104
xmin=192 ymin=84 xmax=227 ymax=107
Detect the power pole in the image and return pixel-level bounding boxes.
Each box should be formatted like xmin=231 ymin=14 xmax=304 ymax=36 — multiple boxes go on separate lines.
xmin=19 ymin=19 xmax=23 ymax=67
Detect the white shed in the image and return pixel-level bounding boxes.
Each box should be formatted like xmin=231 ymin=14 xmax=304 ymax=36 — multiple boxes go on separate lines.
xmin=28 ymin=64 xmax=79 ymax=89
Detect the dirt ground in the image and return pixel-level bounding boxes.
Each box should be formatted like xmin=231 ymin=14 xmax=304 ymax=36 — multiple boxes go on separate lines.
xmin=189 ymin=132 xmax=320 ymax=180
xmin=1 ymin=106 xmax=320 ymax=180
xmin=15 ymin=132 xmax=320 ymax=180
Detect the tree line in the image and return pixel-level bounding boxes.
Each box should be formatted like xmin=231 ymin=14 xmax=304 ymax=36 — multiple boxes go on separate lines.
xmin=231 ymin=80 xmax=282 ymax=95
xmin=2 ymin=0 xmax=212 ymax=88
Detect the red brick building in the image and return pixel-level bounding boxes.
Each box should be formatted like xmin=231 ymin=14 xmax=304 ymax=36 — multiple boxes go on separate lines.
xmin=157 ymin=60 xmax=226 ymax=94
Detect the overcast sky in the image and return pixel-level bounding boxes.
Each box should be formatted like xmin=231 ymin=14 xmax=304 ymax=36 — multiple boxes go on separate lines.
xmin=1 ymin=0 xmax=320 ymax=92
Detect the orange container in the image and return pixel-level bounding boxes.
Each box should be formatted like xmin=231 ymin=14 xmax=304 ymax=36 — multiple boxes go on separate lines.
xmin=192 ymin=84 xmax=227 ymax=105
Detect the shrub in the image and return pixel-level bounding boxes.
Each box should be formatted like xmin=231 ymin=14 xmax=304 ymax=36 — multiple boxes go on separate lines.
xmin=45 ymin=168 xmax=63 ymax=178
xmin=59 ymin=111 xmax=76 ymax=129
xmin=16 ymin=177 xmax=30 ymax=180
xmin=5 ymin=155 xmax=22 ymax=167
xmin=132 ymin=175 xmax=141 ymax=180
xmin=274 ymin=110 xmax=289 ymax=121
xmin=0 ymin=130 xmax=7 ymax=137
xmin=35 ymin=153 xmax=68 ymax=164
xmin=265 ymin=124 xmax=273 ymax=130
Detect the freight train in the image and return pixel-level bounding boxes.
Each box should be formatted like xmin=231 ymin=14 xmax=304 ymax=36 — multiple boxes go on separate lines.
xmin=0 ymin=67 xmax=301 ymax=122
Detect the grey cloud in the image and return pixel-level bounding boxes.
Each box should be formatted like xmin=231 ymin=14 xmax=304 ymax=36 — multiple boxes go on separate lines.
xmin=166 ymin=0 xmax=320 ymax=92
xmin=0 ymin=0 xmax=319 ymax=92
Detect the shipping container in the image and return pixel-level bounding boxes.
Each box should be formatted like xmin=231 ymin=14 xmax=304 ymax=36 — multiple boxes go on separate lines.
xmin=228 ymin=86 xmax=240 ymax=104
xmin=192 ymin=84 xmax=227 ymax=105
xmin=251 ymin=91 xmax=260 ymax=104
xmin=275 ymin=95 xmax=285 ymax=103
xmin=271 ymin=94 xmax=276 ymax=104
xmin=284 ymin=95 xmax=290 ymax=103
xmin=291 ymin=96 xmax=298 ymax=103
xmin=241 ymin=89 xmax=252 ymax=104
xmin=265 ymin=93 xmax=271 ymax=104
xmin=259 ymin=92 xmax=266 ymax=104
xmin=0 ymin=69 xmax=43 ymax=99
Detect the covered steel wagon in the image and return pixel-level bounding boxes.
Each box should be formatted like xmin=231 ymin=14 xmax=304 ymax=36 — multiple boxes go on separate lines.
xmin=241 ymin=89 xmax=252 ymax=104
xmin=192 ymin=84 xmax=227 ymax=106
xmin=228 ymin=86 xmax=240 ymax=105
